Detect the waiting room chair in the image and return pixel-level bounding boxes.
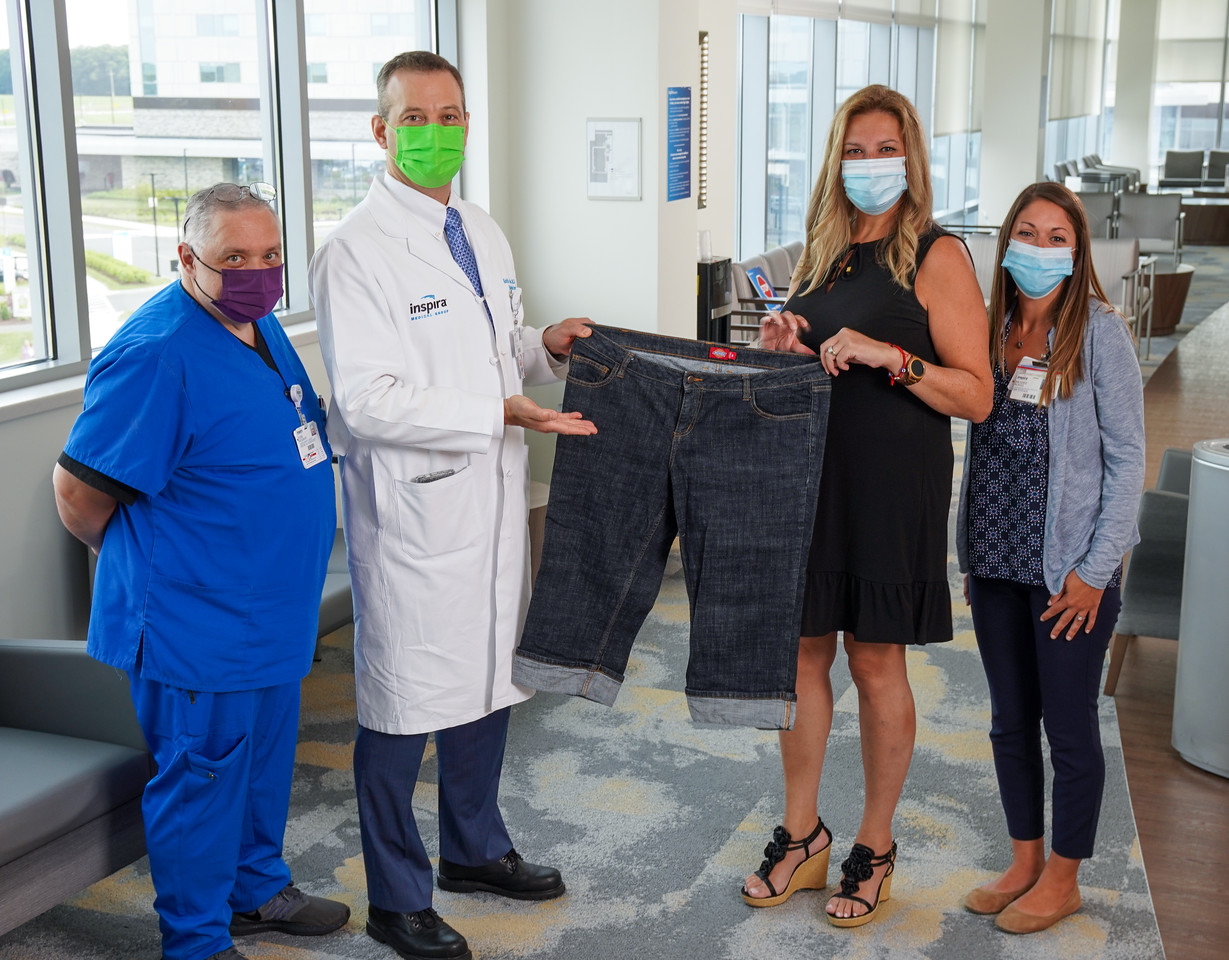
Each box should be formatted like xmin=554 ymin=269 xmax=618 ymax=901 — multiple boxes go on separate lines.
xmin=729 ymin=253 xmax=784 ymax=344
xmin=1089 ymin=237 xmax=1154 ymax=356
xmin=1205 ymin=149 xmax=1229 ymax=188
xmin=782 ymin=239 xmax=804 ymax=276
xmin=1156 ymin=446 xmax=1193 ymax=495
xmin=1117 ymin=192 xmax=1184 ymax=265
xmin=1158 ymin=149 xmax=1204 ymax=189
xmin=1084 ymin=154 xmax=1141 ymax=191
xmin=1077 ymin=191 xmax=1118 ymax=238
xmin=761 ymin=246 xmax=794 ymax=293
xmin=959 ymin=231 xmax=1000 ymax=303
xmin=1103 ymin=450 xmax=1192 ymax=695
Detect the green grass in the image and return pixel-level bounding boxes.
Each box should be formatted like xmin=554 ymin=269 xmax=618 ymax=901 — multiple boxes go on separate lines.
xmin=0 ymin=327 xmax=35 ymax=365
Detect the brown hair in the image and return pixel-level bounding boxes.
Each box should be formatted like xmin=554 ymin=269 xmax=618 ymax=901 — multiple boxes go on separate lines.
xmin=793 ymin=84 xmax=934 ymax=294
xmin=376 ymin=51 xmax=466 ymax=119
xmin=989 ymin=181 xmax=1118 ymax=405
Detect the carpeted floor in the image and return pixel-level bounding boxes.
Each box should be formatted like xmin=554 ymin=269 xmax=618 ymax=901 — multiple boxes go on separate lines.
xmin=0 ymin=444 xmax=1166 ymax=960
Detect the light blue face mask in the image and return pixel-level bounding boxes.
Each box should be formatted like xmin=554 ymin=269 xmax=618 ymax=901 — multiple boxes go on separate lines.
xmin=841 ymin=157 xmax=907 ymax=216
xmin=1000 ymin=238 xmax=1074 ymax=299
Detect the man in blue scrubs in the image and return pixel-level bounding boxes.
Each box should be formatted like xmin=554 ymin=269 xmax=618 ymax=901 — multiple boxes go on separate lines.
xmin=52 ymin=184 xmax=349 ymax=960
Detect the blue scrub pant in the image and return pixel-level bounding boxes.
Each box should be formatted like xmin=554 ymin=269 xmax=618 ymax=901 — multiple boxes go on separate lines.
xmin=968 ymin=576 xmax=1121 ymax=860
xmin=129 ymin=676 xmax=300 ymax=960
xmin=354 ymin=707 xmax=514 ymax=913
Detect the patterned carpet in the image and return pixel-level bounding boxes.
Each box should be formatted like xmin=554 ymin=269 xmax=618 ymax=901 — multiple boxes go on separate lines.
xmin=0 ymin=433 xmax=1165 ymax=960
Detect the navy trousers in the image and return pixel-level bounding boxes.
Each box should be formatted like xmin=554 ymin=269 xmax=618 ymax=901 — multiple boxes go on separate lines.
xmin=129 ymin=677 xmax=300 ymax=960
xmin=968 ymin=575 xmax=1121 ymax=860
xmin=354 ymin=707 xmax=514 ymax=912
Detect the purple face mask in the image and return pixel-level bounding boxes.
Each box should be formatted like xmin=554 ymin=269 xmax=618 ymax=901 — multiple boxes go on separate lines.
xmin=192 ymin=255 xmax=284 ymax=324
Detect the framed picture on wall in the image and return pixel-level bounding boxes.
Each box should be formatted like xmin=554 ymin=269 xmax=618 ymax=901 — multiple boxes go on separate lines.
xmin=587 ymin=118 xmax=641 ymax=200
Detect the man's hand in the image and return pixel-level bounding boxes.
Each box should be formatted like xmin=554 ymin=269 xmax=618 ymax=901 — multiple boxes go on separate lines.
xmin=541 ymin=317 xmax=594 ymax=359
xmin=504 ymin=395 xmax=597 ymax=435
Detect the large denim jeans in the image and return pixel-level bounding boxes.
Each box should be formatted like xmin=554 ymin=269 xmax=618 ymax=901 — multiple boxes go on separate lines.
xmin=512 ymin=325 xmax=831 ymax=729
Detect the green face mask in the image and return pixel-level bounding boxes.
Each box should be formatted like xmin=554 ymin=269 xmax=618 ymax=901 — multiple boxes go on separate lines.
xmin=391 ymin=123 xmax=465 ymax=189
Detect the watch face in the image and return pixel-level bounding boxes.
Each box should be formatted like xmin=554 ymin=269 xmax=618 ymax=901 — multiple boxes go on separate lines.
xmin=907 ymin=356 xmax=925 ymax=379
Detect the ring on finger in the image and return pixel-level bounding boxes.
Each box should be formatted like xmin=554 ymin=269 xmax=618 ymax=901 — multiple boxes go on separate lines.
xmin=827 ymin=345 xmax=838 ymax=356
xmin=1075 ymin=614 xmax=1085 ymax=620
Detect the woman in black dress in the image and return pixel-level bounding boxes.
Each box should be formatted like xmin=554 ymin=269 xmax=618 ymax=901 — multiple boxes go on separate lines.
xmin=741 ymin=85 xmax=992 ymax=926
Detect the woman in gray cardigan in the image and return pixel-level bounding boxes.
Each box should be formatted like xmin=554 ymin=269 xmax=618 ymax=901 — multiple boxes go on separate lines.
xmin=956 ymin=181 xmax=1145 ymax=935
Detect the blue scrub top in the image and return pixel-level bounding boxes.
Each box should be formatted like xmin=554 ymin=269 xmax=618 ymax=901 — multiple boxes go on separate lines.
xmin=64 ymin=282 xmax=336 ymax=692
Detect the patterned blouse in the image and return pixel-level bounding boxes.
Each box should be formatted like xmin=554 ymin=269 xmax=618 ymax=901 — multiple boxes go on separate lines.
xmin=967 ymin=316 xmax=1122 ymax=589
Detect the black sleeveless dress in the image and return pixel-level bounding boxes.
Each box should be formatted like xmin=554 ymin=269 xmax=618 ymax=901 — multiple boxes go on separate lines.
xmin=787 ymin=224 xmax=954 ymax=645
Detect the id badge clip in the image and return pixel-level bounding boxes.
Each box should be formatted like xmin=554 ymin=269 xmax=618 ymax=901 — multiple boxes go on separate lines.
xmin=1008 ymin=357 xmax=1048 ymax=406
xmin=287 ymin=383 xmax=327 ymax=469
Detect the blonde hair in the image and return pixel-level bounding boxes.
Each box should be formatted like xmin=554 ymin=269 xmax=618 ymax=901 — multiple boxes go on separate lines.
xmin=989 ymin=181 xmax=1117 ymax=405
xmin=793 ymin=85 xmax=934 ymax=294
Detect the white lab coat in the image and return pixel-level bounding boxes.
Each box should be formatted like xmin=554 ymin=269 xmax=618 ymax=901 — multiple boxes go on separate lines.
xmin=310 ymin=172 xmax=565 ymax=735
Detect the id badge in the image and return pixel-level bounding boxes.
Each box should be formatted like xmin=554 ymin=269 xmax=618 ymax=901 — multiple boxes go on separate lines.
xmin=509 ymin=323 xmax=526 ymax=380
xmin=294 ymin=420 xmax=328 ymax=469
xmin=1008 ymin=357 xmax=1048 ymax=405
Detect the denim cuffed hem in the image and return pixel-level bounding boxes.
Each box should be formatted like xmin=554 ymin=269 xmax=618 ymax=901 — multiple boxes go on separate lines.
xmin=510 ymin=654 xmax=622 ymax=707
xmin=686 ymin=693 xmax=797 ymax=730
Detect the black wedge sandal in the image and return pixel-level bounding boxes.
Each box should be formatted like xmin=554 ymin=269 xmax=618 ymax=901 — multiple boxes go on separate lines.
xmin=826 ymin=840 xmax=896 ymax=927
xmin=740 ymin=817 xmax=832 ymax=907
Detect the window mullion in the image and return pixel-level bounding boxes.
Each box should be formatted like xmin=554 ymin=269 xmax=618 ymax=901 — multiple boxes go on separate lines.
xmin=264 ymin=0 xmax=313 ymax=317
xmin=27 ymin=0 xmax=90 ymax=369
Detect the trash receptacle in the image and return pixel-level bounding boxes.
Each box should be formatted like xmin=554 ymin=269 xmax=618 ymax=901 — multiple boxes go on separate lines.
xmin=1172 ymin=438 xmax=1229 ymax=778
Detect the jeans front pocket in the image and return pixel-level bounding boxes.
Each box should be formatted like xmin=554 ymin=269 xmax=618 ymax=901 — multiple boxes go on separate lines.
xmin=566 ymin=353 xmax=616 ymax=388
xmin=750 ymin=382 xmax=815 ymax=420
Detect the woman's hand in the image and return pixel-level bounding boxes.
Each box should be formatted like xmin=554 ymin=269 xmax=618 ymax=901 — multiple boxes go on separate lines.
xmin=1040 ymin=569 xmax=1105 ymax=640
xmin=759 ymin=310 xmax=816 ymax=354
xmin=818 ymin=327 xmax=899 ymax=377
xmin=963 ymin=574 xmax=970 ymax=606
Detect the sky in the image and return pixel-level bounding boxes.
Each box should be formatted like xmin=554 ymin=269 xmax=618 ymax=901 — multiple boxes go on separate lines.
xmin=64 ymin=0 xmax=132 ymax=48
xmin=0 ymin=1 xmax=132 ymax=50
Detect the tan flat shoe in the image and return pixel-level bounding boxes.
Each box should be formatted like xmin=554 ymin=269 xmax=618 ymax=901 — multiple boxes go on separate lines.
xmin=995 ymin=887 xmax=1082 ymax=934
xmin=963 ymin=878 xmax=1037 ymax=915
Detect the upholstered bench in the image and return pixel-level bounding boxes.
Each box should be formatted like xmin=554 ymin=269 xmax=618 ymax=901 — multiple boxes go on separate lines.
xmin=0 ymin=639 xmax=154 ymax=935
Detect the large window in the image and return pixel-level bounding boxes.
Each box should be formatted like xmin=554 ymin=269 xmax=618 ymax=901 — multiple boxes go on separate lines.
xmin=737 ymin=4 xmax=946 ymax=256
xmin=66 ymin=0 xmax=271 ymax=351
xmin=0 ymin=0 xmax=453 ymax=388
xmin=1153 ymin=0 xmax=1229 ymax=166
xmin=304 ymin=0 xmax=434 ymax=251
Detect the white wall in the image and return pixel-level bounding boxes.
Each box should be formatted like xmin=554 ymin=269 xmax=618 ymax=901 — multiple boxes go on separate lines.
xmin=460 ymin=0 xmax=738 ymax=479
xmin=0 ymin=398 xmax=93 ymax=640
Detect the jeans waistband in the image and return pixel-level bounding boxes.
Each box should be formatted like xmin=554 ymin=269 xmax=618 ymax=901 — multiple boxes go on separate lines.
xmin=580 ymin=325 xmax=829 ymax=391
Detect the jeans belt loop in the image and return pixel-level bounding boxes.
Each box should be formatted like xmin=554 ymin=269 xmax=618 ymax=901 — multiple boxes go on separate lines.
xmin=743 ymin=374 xmax=752 ymax=401
xmin=616 ymin=352 xmax=634 ymax=379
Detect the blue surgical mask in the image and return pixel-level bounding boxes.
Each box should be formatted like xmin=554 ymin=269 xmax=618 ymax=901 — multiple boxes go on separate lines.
xmin=1000 ymin=239 xmax=1074 ymax=299
xmin=841 ymin=157 xmax=907 ymax=216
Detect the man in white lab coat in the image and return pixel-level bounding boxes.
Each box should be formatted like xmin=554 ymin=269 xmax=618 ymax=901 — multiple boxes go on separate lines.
xmin=310 ymin=51 xmax=596 ymax=960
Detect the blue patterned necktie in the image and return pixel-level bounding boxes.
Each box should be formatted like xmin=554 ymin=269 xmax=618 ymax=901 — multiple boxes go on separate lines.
xmin=444 ymin=206 xmax=485 ymax=299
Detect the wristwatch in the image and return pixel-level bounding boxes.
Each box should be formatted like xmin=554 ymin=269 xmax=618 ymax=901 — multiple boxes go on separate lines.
xmin=897 ymin=354 xmax=925 ymax=386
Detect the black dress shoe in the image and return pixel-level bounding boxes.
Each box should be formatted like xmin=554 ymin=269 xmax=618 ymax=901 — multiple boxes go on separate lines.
xmin=437 ymin=849 xmax=566 ymax=901
xmin=366 ymin=904 xmax=471 ymax=960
